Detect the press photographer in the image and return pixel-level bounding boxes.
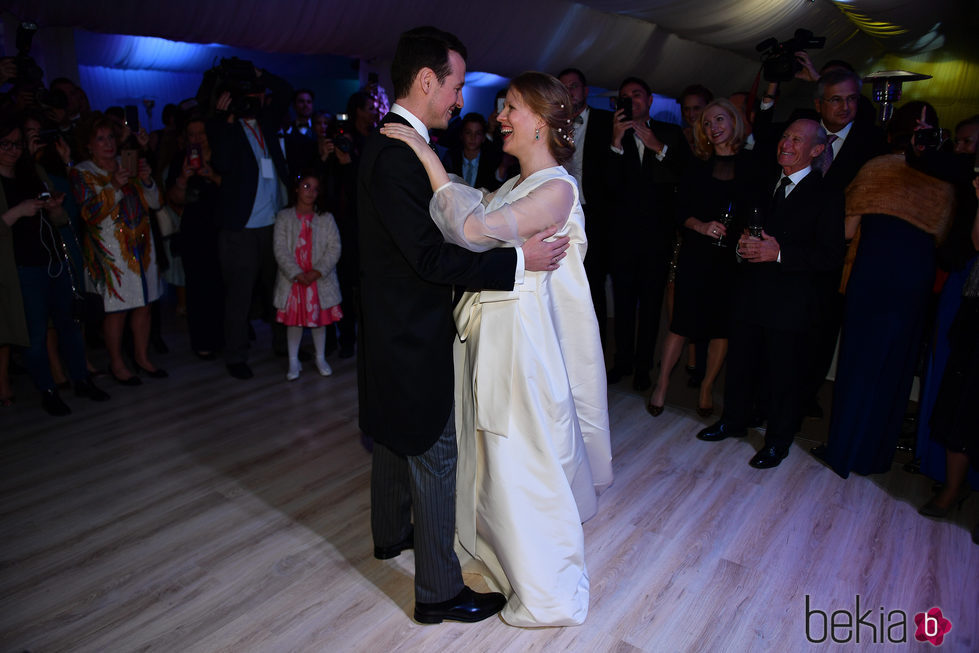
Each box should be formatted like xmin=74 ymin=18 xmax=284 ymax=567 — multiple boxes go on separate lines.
xmin=198 ymin=59 xmax=294 ymax=380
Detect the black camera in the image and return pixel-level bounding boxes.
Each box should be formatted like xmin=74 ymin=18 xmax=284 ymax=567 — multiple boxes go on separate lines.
xmin=329 ymin=120 xmax=353 ymax=154
xmin=914 ymin=127 xmax=943 ymax=151
xmin=756 ymin=29 xmax=826 ymax=83
xmin=610 ymin=96 xmax=633 ymax=121
xmin=12 ymin=21 xmax=44 ymax=87
xmin=196 ymin=57 xmax=263 ymax=118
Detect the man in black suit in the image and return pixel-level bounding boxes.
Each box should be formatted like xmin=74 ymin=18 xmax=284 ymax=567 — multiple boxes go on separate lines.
xmin=441 ymin=112 xmax=501 ymax=191
xmin=558 ymin=67 xmax=614 ymax=347
xmin=358 ymin=26 xmax=568 ymax=624
xmin=697 ymin=119 xmax=845 ymax=468
xmin=286 ymin=88 xmax=316 ymax=139
xmin=606 ymin=76 xmax=691 ymax=391
xmin=755 ymin=67 xmax=886 ymax=416
xmin=206 ymin=68 xmax=293 ymax=379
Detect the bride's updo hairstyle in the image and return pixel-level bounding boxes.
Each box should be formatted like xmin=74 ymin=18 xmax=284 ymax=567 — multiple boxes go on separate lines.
xmin=508 ymin=71 xmax=576 ymax=165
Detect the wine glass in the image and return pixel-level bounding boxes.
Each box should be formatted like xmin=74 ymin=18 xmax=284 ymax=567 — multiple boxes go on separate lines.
xmin=747 ymin=207 xmax=763 ymax=239
xmin=713 ymin=201 xmax=734 ymax=248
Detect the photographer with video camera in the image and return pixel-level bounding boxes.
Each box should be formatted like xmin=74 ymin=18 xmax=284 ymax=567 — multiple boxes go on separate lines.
xmin=311 ymin=90 xmax=374 ymax=359
xmin=200 ymin=60 xmax=293 ymax=379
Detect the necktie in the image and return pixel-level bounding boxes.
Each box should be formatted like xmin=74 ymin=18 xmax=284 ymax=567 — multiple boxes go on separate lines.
xmin=464 ymin=158 xmax=476 ymax=186
xmin=826 ymin=134 xmax=839 ymax=162
xmin=771 ymin=176 xmax=792 ymax=212
xmin=573 ymin=115 xmax=584 ymax=125
xmin=428 ymin=140 xmax=438 ymax=154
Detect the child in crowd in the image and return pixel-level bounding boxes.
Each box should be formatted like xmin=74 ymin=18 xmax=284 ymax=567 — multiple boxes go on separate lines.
xmin=272 ymin=171 xmax=342 ymax=380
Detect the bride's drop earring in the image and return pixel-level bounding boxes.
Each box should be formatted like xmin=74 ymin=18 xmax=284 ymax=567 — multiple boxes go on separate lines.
xmin=535 ymin=127 xmax=540 ymax=140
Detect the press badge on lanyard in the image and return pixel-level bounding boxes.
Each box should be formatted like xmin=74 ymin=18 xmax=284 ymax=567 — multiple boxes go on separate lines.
xmin=260 ymin=157 xmax=275 ymax=179
xmin=244 ymin=120 xmax=275 ymax=179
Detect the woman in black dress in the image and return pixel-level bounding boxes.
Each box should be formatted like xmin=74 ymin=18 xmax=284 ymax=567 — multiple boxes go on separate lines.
xmin=166 ymin=112 xmax=223 ymax=359
xmin=648 ymin=99 xmax=760 ymax=417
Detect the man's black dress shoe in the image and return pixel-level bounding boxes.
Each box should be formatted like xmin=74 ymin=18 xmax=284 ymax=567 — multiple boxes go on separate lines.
xmin=749 ymin=445 xmax=789 ymax=469
xmin=414 ymin=586 xmax=507 ymax=624
xmin=374 ymin=528 xmax=413 ymax=560
xmin=338 ymin=345 xmax=355 ymax=359
xmin=696 ymin=422 xmax=747 ymax=442
xmin=74 ymin=378 xmax=110 ymax=402
xmin=632 ymin=371 xmax=651 ymax=392
xmin=42 ymin=389 xmax=71 ymax=416
xmin=226 ymin=362 xmax=254 ymax=380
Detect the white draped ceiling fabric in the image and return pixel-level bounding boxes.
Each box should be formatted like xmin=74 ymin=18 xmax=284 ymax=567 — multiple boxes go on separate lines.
xmin=4 ymin=0 xmax=978 ymax=121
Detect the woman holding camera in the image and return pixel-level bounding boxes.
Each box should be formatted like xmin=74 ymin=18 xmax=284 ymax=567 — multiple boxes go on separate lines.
xmin=1 ymin=116 xmax=108 ymax=415
xmin=166 ymin=113 xmax=223 ymax=359
xmin=70 ymin=113 xmax=165 ymax=385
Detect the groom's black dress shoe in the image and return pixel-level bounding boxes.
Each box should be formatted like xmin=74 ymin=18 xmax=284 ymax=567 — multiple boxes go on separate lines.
xmin=374 ymin=528 xmax=413 ymax=560
xmin=414 ymin=586 xmax=507 ymax=624
xmin=749 ymin=445 xmax=789 ymax=469
xmin=696 ymin=422 xmax=747 ymax=442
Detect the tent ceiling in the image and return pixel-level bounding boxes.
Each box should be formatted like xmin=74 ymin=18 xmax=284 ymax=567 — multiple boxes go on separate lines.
xmin=4 ymin=0 xmax=977 ymax=96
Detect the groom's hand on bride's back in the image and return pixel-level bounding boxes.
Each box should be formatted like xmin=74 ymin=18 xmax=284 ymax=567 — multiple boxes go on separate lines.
xmin=522 ymin=225 xmax=570 ymax=272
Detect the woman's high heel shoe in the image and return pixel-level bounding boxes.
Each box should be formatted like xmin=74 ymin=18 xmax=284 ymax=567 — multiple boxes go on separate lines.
xmin=646 ymin=401 xmax=664 ymax=417
xmin=918 ymin=486 xmax=971 ymax=518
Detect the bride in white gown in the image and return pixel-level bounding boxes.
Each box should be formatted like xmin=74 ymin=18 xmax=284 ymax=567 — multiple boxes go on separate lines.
xmin=380 ymin=71 xmax=613 ymax=627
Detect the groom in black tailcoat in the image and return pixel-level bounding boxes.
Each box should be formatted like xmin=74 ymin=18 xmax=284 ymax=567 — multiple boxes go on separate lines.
xmin=357 ymin=26 xmax=567 ymax=624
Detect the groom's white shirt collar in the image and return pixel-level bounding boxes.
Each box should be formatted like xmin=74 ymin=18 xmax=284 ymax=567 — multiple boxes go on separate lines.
xmin=390 ymin=104 xmax=430 ymax=143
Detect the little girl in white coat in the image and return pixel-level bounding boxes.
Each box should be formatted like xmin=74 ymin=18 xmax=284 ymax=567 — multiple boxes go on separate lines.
xmin=272 ymin=171 xmax=343 ymax=380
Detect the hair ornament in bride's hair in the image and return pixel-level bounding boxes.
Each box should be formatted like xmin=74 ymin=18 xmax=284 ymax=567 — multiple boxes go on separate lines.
xmin=556 ymin=126 xmax=574 ymax=145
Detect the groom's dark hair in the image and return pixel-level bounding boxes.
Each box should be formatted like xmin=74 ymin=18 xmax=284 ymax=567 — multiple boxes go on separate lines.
xmin=391 ymin=26 xmax=468 ymax=100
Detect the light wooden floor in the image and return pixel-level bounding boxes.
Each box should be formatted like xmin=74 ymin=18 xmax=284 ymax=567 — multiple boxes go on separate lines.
xmin=1 ymin=319 xmax=977 ymax=652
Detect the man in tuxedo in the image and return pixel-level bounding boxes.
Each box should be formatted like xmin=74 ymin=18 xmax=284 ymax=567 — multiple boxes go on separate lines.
xmin=286 ymin=88 xmax=316 ymax=139
xmin=697 ymin=119 xmax=845 ymax=468
xmin=558 ymin=67 xmax=614 ymax=347
xmin=606 ymin=76 xmax=691 ymax=391
xmin=206 ymin=68 xmax=293 ymax=379
xmin=358 ymin=26 xmax=568 ymax=624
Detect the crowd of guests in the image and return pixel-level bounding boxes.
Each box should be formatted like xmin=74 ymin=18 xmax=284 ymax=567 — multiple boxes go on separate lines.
xmin=1 ymin=48 xmax=976 ymax=545
xmin=552 ymin=57 xmax=977 ymax=543
xmin=0 ymin=61 xmax=379 ymax=413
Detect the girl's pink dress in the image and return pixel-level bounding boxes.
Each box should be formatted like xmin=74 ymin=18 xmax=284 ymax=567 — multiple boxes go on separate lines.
xmin=276 ymin=213 xmax=343 ymax=327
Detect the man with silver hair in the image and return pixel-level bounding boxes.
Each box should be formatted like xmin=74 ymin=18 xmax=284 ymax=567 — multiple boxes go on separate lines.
xmin=697 ymin=119 xmax=845 ymax=469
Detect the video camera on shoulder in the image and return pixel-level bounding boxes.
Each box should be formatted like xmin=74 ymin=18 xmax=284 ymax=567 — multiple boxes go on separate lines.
xmin=196 ymin=57 xmax=263 ymax=118
xmin=756 ymin=29 xmax=826 ymax=83
xmin=11 ymin=21 xmax=44 ymax=87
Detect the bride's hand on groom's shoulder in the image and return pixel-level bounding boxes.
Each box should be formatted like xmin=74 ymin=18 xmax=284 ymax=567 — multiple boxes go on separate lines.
xmin=380 ymin=124 xmax=428 ymax=154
